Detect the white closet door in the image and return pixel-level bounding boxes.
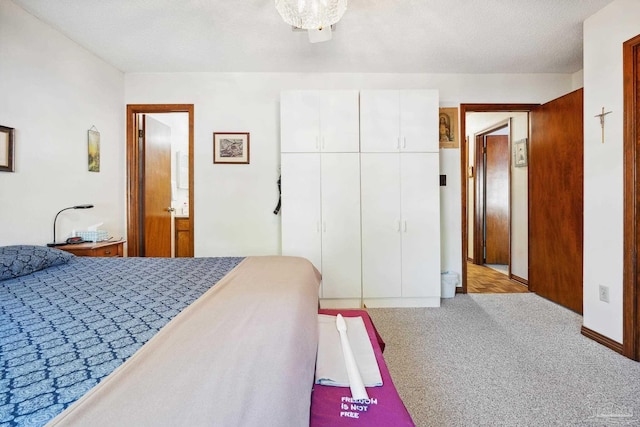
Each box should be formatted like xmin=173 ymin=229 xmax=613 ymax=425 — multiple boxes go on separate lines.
xmin=361 ymin=153 xmax=402 ymax=298
xmin=360 ymin=91 xmax=400 ymax=153
xmin=281 ymin=153 xmax=322 ymax=272
xmin=400 ymin=153 xmax=441 ymax=297
xmin=400 ymin=90 xmax=440 ymax=153
xmin=281 ymin=91 xmax=319 ymax=152
xmin=320 ymin=153 xmax=362 ymax=298
xmin=320 ymin=91 xmax=360 ymax=153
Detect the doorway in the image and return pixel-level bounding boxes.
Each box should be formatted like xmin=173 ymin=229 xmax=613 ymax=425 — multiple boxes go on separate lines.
xmin=473 ymin=121 xmax=510 ymax=271
xmin=460 ymin=104 xmax=538 ymax=293
xmin=126 ymin=104 xmax=194 ymax=257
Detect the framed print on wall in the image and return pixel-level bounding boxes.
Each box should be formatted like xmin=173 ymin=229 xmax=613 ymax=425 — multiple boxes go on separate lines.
xmin=88 ymin=127 xmax=100 ymax=172
xmin=0 ymin=125 xmax=15 ymax=172
xmin=439 ymin=108 xmax=459 ymax=149
xmin=213 ymin=132 xmax=250 ymax=164
xmin=514 ymin=138 xmax=528 ymax=167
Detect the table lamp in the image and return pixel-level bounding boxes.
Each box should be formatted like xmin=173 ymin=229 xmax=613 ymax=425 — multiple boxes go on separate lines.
xmin=47 ymin=204 xmax=94 ymax=247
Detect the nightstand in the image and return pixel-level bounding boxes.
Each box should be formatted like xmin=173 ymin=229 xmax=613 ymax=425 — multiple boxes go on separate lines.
xmin=55 ymin=240 xmax=126 ymax=257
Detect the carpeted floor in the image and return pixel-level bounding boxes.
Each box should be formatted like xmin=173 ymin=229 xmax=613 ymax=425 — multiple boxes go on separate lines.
xmin=367 ymin=294 xmax=640 ymax=426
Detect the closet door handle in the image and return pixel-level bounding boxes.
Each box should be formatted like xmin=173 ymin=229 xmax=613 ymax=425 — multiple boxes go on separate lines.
xmin=321 ymin=137 xmax=325 ymax=150
xmin=315 ymin=136 xmax=320 ymax=150
xmin=323 ymin=222 xmax=327 ymax=233
xmin=404 ymin=221 xmax=407 ymax=232
xmin=396 ymin=137 xmax=401 ymax=150
xmin=403 ymin=137 xmax=407 ymax=149
xmin=397 ymin=221 xmax=401 ymax=232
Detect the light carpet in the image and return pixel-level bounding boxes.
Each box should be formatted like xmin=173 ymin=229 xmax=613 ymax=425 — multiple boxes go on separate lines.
xmin=367 ymin=293 xmax=640 ymax=426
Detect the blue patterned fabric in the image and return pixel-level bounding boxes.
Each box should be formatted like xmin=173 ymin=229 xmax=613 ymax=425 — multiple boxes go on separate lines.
xmin=0 ymin=256 xmax=243 ymax=427
xmin=0 ymin=246 xmax=74 ymax=281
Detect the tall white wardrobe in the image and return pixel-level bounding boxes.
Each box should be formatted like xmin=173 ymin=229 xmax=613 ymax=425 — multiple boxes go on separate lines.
xmin=281 ymin=89 xmax=441 ymax=308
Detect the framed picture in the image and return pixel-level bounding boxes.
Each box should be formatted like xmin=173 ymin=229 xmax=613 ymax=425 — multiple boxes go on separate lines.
xmin=213 ymin=132 xmax=250 ymax=164
xmin=0 ymin=125 xmax=15 ymax=172
xmin=514 ymin=138 xmax=528 ymax=167
xmin=439 ymin=108 xmax=459 ymax=149
xmin=88 ymin=128 xmax=100 ymax=172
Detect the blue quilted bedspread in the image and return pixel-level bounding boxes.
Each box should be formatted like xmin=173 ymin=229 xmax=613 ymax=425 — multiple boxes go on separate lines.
xmin=0 ymin=256 xmax=243 ymax=427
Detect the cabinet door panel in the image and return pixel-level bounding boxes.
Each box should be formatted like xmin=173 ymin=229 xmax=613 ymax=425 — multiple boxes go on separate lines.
xmin=361 ymin=153 xmax=402 ymax=297
xmin=321 ymin=153 xmax=361 ymax=298
xmin=281 ymin=91 xmax=319 ymax=152
xmin=360 ymin=91 xmax=400 ymax=153
xmin=400 ymin=153 xmax=441 ymax=297
xmin=320 ymin=91 xmax=360 ymax=153
xmin=400 ymin=90 xmax=439 ymax=153
xmin=281 ymin=154 xmax=322 ymax=272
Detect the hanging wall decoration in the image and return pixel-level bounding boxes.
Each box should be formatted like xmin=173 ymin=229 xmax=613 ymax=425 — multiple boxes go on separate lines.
xmin=88 ymin=126 xmax=100 ymax=172
xmin=0 ymin=125 xmax=15 ymax=172
xmin=439 ymin=108 xmax=459 ymax=149
xmin=514 ymin=138 xmax=528 ymax=167
xmin=213 ymin=132 xmax=250 ymax=164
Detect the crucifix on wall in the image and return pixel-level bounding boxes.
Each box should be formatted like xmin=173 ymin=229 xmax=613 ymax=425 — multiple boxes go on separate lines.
xmin=594 ymin=107 xmax=612 ymax=143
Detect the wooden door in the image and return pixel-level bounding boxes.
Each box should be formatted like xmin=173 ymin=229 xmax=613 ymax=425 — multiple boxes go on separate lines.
xmin=485 ymin=135 xmax=510 ymax=264
xmin=400 ymin=153 xmax=441 ymax=297
xmin=143 ymin=115 xmax=172 ymax=257
xmin=280 ymin=153 xmax=322 ymax=273
xmin=320 ymin=153 xmax=361 ymax=299
xmin=361 ymin=153 xmax=402 ymax=298
xmin=530 ymin=89 xmax=583 ymax=313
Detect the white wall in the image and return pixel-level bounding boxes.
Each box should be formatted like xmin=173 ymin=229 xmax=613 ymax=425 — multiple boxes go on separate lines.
xmin=583 ymin=0 xmax=640 ymax=343
xmin=0 ymin=0 xmax=125 ymax=246
xmin=125 ymin=73 xmax=573 ymax=276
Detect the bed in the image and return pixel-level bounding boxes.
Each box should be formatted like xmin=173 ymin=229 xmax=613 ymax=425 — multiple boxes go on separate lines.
xmin=1 ymin=245 xmax=413 ymax=426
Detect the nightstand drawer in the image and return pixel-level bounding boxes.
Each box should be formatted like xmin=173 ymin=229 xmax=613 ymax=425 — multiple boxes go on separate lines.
xmin=55 ymin=241 xmax=125 ymax=257
xmin=93 ymin=246 xmax=120 ymax=257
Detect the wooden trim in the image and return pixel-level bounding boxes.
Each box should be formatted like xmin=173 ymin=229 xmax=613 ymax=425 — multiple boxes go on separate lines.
xmin=510 ymin=274 xmax=528 ymax=286
xmin=623 ymin=34 xmax=640 ymax=361
xmin=581 ymin=325 xmax=624 ymax=355
xmin=460 ymin=104 xmax=539 ymax=293
xmin=126 ymin=104 xmax=195 ymax=258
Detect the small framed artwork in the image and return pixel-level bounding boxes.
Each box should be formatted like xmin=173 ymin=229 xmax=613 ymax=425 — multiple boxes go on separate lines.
xmin=0 ymin=125 xmax=15 ymax=172
xmin=213 ymin=132 xmax=250 ymax=164
xmin=514 ymin=138 xmax=528 ymax=167
xmin=88 ymin=127 xmax=100 ymax=172
xmin=439 ymin=107 xmax=459 ymax=149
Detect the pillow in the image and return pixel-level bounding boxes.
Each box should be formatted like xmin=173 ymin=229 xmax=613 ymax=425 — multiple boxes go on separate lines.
xmin=0 ymin=245 xmax=74 ymax=281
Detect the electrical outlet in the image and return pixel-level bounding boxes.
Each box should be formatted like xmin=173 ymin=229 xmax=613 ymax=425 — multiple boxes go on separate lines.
xmin=599 ymin=285 xmax=610 ymax=303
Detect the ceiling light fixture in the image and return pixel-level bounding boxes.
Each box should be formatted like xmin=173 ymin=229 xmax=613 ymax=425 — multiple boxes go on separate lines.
xmin=276 ymin=0 xmax=347 ymax=43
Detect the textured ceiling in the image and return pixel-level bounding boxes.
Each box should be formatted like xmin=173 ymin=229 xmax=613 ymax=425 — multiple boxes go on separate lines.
xmin=12 ymin=0 xmax=614 ymax=74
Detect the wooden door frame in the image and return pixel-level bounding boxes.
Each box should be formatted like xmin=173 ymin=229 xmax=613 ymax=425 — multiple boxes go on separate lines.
xmin=473 ymin=120 xmax=511 ymax=268
xmin=126 ymin=104 xmax=194 ymax=257
xmin=623 ymin=34 xmax=640 ymax=361
xmin=460 ymin=104 xmax=538 ymax=293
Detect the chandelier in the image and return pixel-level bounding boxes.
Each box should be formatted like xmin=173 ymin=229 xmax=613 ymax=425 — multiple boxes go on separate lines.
xmin=275 ymin=0 xmax=347 ymax=30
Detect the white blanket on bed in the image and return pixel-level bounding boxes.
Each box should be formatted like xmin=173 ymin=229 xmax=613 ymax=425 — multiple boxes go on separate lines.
xmin=47 ymin=256 xmax=321 ymax=427
xmin=314 ymin=314 xmax=383 ymax=388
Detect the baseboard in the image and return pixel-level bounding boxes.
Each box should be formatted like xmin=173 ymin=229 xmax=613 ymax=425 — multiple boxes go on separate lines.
xmin=319 ymin=299 xmax=362 ymax=309
xmin=510 ymin=274 xmax=528 ymax=286
xmin=581 ymin=325 xmax=623 ymax=355
xmin=455 ymin=286 xmax=464 ymax=294
xmin=363 ymin=297 xmax=441 ymax=308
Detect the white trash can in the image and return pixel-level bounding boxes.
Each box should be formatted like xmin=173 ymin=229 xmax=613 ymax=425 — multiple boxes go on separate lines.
xmin=441 ymin=271 xmax=459 ymax=298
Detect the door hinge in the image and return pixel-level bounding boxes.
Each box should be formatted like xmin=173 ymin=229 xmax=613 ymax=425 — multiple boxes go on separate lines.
xmin=138 ymin=129 xmax=143 ymax=138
